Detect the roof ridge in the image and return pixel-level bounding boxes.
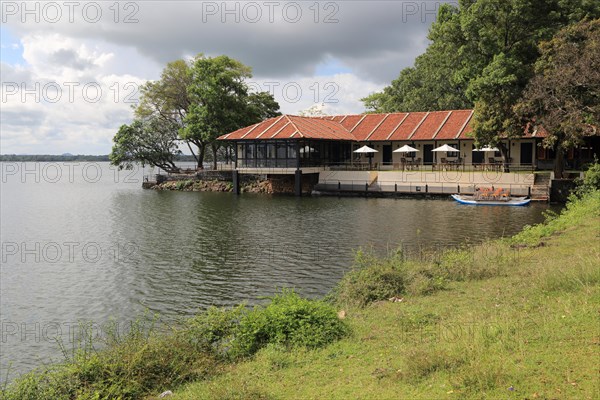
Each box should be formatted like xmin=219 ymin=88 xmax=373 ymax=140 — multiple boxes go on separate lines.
xmin=431 ymin=111 xmax=453 ymax=140
xmin=239 ymin=120 xmax=263 ymax=139
xmin=256 ymin=115 xmax=285 ymax=139
xmin=365 ymin=113 xmax=390 ymax=141
xmin=385 ymin=113 xmax=410 ymax=141
xmin=407 ymin=112 xmax=429 ymax=140
xmin=285 ymin=115 xmax=303 ymax=138
xmin=456 ymin=110 xmax=474 ymax=139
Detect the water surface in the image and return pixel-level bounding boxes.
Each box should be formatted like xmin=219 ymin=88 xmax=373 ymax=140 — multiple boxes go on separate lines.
xmin=0 ymin=162 xmax=555 ymax=379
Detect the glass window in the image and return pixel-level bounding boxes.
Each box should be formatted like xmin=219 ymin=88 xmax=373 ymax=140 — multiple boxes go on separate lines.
xmin=287 ymin=143 xmax=297 ymax=159
xmin=256 ymin=143 xmax=266 ymax=159
xmin=276 ymin=142 xmax=287 ymax=159
xmin=237 ymin=144 xmax=244 ymax=159
xmin=267 ymin=143 xmax=276 ymax=159
xmin=245 ymin=143 xmax=255 ymax=159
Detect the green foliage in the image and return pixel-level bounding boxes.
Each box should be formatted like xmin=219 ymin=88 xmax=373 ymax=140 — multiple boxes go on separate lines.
xmin=577 ymin=158 xmax=600 ymax=195
xmin=109 ymin=117 xmax=181 ymax=172
xmin=514 ymin=19 xmax=600 ymax=178
xmin=232 ymin=290 xmax=348 ymax=358
xmin=183 ymin=304 xmax=246 ymax=356
xmin=181 ymin=55 xmax=280 ymax=169
xmin=334 ymin=248 xmax=410 ymax=307
xmin=363 ymin=0 xmax=599 ymax=164
xmin=512 ymin=189 xmax=600 ymax=246
xmin=1 ymin=315 xmax=217 ymax=400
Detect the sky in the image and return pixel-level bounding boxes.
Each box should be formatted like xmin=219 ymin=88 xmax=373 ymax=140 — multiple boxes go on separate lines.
xmin=0 ymin=1 xmax=453 ymax=155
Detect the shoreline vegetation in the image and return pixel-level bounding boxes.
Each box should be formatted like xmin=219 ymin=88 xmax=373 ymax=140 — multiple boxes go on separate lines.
xmin=2 ymin=189 xmax=599 ymax=399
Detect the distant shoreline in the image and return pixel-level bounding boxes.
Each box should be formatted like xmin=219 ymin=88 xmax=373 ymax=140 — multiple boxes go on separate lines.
xmin=0 ymin=155 xmax=198 ymax=162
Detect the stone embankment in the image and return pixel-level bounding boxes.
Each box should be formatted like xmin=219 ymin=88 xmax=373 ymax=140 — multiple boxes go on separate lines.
xmin=152 ymin=178 xmax=274 ymax=194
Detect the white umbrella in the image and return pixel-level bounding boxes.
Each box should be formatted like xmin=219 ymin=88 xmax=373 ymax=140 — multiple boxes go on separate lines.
xmin=432 ymin=144 xmax=460 ymax=152
xmin=393 ymin=145 xmax=419 ymax=153
xmin=354 ymin=145 xmax=378 ymax=153
xmin=354 ymin=145 xmax=377 ymax=169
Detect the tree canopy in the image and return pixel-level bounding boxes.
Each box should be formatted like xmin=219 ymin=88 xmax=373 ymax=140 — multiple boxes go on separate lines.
xmin=514 ymin=19 xmax=600 ymax=177
xmin=362 ymin=0 xmax=600 ymax=169
xmin=110 ymin=55 xmax=280 ymax=171
xmin=110 ymin=116 xmax=181 ymax=172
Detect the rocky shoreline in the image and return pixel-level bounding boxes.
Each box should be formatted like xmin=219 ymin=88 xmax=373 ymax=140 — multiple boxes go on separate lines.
xmin=152 ymin=178 xmax=274 ymax=194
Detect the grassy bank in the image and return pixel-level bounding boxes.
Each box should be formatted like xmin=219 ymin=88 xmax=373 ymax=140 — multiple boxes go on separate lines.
xmin=173 ymin=190 xmax=600 ymax=400
xmin=2 ymin=191 xmax=599 ymax=399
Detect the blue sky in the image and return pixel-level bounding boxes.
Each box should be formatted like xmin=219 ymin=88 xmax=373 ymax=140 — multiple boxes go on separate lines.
xmin=0 ymin=26 xmax=25 ymax=65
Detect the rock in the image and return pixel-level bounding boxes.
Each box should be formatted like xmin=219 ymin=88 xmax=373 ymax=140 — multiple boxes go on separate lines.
xmin=159 ymin=390 xmax=173 ymax=398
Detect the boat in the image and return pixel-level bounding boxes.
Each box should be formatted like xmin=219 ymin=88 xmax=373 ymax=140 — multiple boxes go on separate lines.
xmin=451 ymin=194 xmax=531 ymax=206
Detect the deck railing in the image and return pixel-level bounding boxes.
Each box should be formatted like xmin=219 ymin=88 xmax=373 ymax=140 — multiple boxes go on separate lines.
xmin=315 ymin=180 xmax=532 ymax=196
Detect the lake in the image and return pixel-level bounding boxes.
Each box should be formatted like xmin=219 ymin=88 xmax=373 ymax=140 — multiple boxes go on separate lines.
xmin=0 ymin=162 xmax=555 ymax=380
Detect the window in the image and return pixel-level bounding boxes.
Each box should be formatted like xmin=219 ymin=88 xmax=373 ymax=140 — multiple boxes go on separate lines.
xmin=447 ymin=144 xmax=459 ymax=158
xmin=276 ymin=142 xmax=287 ymax=159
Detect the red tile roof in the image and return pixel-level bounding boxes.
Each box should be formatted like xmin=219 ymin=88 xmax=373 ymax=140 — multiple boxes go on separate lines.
xmin=217 ymin=110 xmax=548 ymax=141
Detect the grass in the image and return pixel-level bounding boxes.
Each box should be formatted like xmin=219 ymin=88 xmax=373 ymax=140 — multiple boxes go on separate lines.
xmin=173 ymin=191 xmax=600 ymax=400
xmin=2 ymin=191 xmax=599 ymax=399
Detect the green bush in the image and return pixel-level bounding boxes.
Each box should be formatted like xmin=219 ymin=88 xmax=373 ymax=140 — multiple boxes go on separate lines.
xmin=2 ymin=317 xmax=217 ymax=400
xmin=576 ymin=158 xmax=600 ymax=195
xmin=334 ymin=248 xmax=425 ymax=307
xmin=232 ymin=290 xmax=348 ymax=358
xmin=175 ymin=179 xmax=193 ymax=190
xmin=183 ymin=304 xmax=246 ymax=356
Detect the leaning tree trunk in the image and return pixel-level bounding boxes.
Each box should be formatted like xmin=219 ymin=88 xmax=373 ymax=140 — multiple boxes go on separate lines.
xmin=554 ymin=148 xmax=565 ymax=179
xmin=185 ymin=141 xmax=200 ymax=167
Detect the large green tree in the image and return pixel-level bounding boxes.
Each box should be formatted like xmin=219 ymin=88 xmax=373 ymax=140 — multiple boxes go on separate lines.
xmin=135 ymin=58 xmax=201 ymax=166
xmin=113 ymin=55 xmax=280 ymax=170
xmin=109 ymin=116 xmax=181 ymax=172
xmin=363 ymin=0 xmax=599 ymax=168
xmin=363 ymin=3 xmax=472 ymax=113
xmin=514 ymin=19 xmax=600 ymax=178
xmin=182 ymin=55 xmax=280 ymax=169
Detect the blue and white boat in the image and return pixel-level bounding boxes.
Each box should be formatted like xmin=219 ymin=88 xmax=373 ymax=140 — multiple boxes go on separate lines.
xmin=451 ymin=194 xmax=531 ymax=206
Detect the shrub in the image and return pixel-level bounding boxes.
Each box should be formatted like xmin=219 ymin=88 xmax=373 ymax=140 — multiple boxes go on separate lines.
xmin=232 ymin=290 xmax=348 ymax=358
xmin=2 ymin=316 xmax=217 ymax=400
xmin=333 ymin=248 xmax=409 ymax=307
xmin=183 ymin=304 xmax=246 ymax=356
xmin=576 ymin=158 xmax=600 ymax=195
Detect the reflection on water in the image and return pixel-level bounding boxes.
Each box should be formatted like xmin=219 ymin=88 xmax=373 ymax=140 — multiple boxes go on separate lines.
xmin=0 ymin=162 xmax=556 ymax=378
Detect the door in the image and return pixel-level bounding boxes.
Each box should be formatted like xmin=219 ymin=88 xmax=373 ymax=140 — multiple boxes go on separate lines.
xmin=520 ymin=142 xmax=533 ymax=166
xmin=382 ymin=145 xmax=392 ymax=166
xmin=423 ymin=144 xmax=434 ymax=164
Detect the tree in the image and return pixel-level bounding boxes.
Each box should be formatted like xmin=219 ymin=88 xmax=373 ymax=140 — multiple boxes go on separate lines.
xmin=363 ymin=0 xmax=599 ymax=161
xmin=182 ymin=55 xmax=280 ymax=169
xmin=135 ymin=58 xmax=201 ymax=166
xmin=514 ymin=19 xmax=600 ymax=178
xmin=362 ymin=3 xmax=473 ymax=113
xmin=109 ymin=116 xmax=181 ymax=172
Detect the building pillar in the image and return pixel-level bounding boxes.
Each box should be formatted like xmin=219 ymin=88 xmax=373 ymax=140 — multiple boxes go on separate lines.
xmin=232 ymin=170 xmax=240 ymax=195
xmin=295 ymin=169 xmax=302 ymax=197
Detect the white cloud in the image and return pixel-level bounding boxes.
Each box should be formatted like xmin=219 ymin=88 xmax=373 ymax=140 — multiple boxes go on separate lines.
xmin=1 ymin=1 xmax=444 ymax=154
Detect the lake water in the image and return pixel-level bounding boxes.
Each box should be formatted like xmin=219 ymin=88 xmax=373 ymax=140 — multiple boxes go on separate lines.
xmin=0 ymin=162 xmax=555 ymax=380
